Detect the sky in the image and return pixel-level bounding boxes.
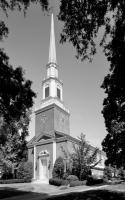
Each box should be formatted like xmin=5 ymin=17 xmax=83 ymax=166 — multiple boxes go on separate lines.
xmin=0 ymin=1 xmax=110 ymax=148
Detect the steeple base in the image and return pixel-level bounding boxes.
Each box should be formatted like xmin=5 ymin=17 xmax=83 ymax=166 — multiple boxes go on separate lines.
xmin=35 ymin=100 xmax=70 ymax=138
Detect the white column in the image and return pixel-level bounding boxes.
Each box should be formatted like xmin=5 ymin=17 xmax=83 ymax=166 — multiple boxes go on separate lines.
xmin=53 ymin=140 xmax=56 ymax=166
xmin=33 ymin=145 xmax=36 ymax=179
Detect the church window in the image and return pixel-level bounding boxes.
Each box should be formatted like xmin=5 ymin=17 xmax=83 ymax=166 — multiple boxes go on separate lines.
xmin=45 ymin=86 xmax=49 ymax=98
xmin=57 ymin=88 xmax=61 ymax=99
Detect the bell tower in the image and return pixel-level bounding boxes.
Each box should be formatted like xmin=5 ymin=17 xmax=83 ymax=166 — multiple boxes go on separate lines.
xmin=35 ymin=13 xmax=70 ymax=137
xmin=42 ymin=13 xmax=63 ymax=105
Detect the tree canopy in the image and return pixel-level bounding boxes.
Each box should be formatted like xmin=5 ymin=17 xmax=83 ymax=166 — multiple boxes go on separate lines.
xmin=58 ymin=0 xmax=125 ymax=168
xmin=0 ymin=49 xmax=36 ymax=170
xmin=0 ymin=49 xmax=36 ymax=123
xmin=0 ymin=0 xmax=44 ymax=169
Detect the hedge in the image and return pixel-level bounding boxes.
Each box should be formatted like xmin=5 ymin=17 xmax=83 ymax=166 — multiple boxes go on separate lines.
xmin=49 ymin=178 xmax=69 ymax=186
xmin=86 ymin=176 xmax=104 ymax=186
xmin=66 ymin=175 xmax=79 ymax=182
xmin=0 ymin=179 xmax=29 ymax=184
xmin=70 ymin=180 xmax=86 ymax=187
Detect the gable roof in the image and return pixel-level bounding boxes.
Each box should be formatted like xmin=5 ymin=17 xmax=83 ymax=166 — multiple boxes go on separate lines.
xmin=27 ymin=131 xmax=106 ymax=156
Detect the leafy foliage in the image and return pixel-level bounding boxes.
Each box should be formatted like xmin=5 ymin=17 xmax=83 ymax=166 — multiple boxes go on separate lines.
xmin=62 ymin=133 xmax=99 ymax=181
xmin=52 ymin=156 xmax=64 ymax=179
xmin=49 ymin=178 xmax=68 ymax=186
xmin=0 ymin=0 xmax=48 ymax=14
xmin=17 ymin=161 xmax=33 ymax=181
xmin=0 ymin=50 xmax=35 ymax=169
xmin=0 ymin=0 xmax=49 ymax=179
xmin=118 ymin=167 xmax=125 ymax=180
xmin=0 ymin=21 xmax=9 ymax=41
xmin=58 ymin=0 xmax=125 ymax=61
xmin=0 ymin=179 xmax=25 ymax=184
xmin=70 ymin=180 xmax=86 ymax=187
xmin=0 ymin=50 xmax=35 ymax=173
xmin=58 ymin=0 xmax=125 ymax=169
xmin=0 ymin=112 xmax=30 ymax=171
xmin=0 ymin=50 xmax=35 ymax=172
xmin=0 ymin=50 xmax=36 ymax=123
xmin=2 ymin=163 xmax=13 ymax=179
xmin=86 ymin=175 xmax=103 ymax=186
xmin=66 ymin=175 xmax=79 ymax=182
xmin=103 ymin=165 xmax=113 ymax=180
xmin=0 ymin=0 xmax=49 ymax=43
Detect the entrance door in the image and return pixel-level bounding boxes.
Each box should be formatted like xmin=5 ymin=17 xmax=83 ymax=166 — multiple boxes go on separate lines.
xmin=40 ymin=158 xmax=48 ymax=180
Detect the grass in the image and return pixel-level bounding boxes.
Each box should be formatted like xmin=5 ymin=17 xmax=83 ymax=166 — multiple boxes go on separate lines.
xmin=0 ymin=182 xmax=125 ymax=200
xmin=46 ymin=183 xmax=125 ymax=200
xmin=0 ymin=187 xmax=48 ymax=199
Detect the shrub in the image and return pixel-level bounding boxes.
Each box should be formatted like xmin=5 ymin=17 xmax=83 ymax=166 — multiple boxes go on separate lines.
xmin=66 ymin=175 xmax=79 ymax=182
xmin=52 ymin=157 xmax=64 ymax=179
xmin=86 ymin=175 xmax=103 ymax=186
xmin=17 ymin=161 xmax=33 ymax=181
xmin=103 ymin=165 xmax=113 ymax=180
xmin=49 ymin=178 xmax=68 ymax=186
xmin=80 ymin=167 xmax=92 ymax=180
xmin=70 ymin=180 xmax=86 ymax=187
xmin=0 ymin=179 xmax=26 ymax=184
xmin=118 ymin=167 xmax=125 ymax=180
xmin=63 ymin=172 xmax=70 ymax=180
xmin=2 ymin=164 xmax=13 ymax=180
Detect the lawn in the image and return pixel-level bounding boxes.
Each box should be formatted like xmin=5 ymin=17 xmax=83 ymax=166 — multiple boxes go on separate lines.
xmin=46 ymin=183 xmax=125 ymax=200
xmin=0 ymin=183 xmax=125 ymax=200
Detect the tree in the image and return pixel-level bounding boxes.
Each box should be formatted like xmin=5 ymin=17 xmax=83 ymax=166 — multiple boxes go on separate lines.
xmin=0 ymin=48 xmax=36 ymax=172
xmin=52 ymin=156 xmax=64 ymax=179
xmin=62 ymin=133 xmax=99 ymax=181
xmin=0 ymin=0 xmax=49 ymax=42
xmin=58 ymin=1 xmax=125 ymax=168
xmin=0 ymin=0 xmax=49 ymax=176
xmin=17 ymin=161 xmax=33 ymax=181
xmin=0 ymin=111 xmax=31 ymax=175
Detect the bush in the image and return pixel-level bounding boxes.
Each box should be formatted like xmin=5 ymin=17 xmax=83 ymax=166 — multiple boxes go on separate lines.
xmin=17 ymin=161 xmax=33 ymax=181
xmin=2 ymin=164 xmax=13 ymax=180
xmin=118 ymin=167 xmax=125 ymax=180
xmin=0 ymin=179 xmax=26 ymax=184
xmin=80 ymin=167 xmax=92 ymax=180
xmin=104 ymin=179 xmax=123 ymax=185
xmin=86 ymin=175 xmax=104 ymax=186
xmin=63 ymin=172 xmax=70 ymax=180
xmin=52 ymin=157 xmax=64 ymax=179
xmin=66 ymin=175 xmax=79 ymax=182
xmin=49 ymin=178 xmax=68 ymax=186
xmin=103 ymin=165 xmax=113 ymax=180
xmin=70 ymin=180 xmax=86 ymax=187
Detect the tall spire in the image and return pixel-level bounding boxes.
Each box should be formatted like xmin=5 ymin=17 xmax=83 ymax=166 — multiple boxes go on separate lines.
xmin=48 ymin=13 xmax=57 ymax=64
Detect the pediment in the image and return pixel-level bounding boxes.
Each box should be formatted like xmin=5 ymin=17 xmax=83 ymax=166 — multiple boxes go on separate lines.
xmin=35 ymin=133 xmax=53 ymax=143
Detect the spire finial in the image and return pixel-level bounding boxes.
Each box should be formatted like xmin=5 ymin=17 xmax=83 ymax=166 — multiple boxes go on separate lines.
xmin=48 ymin=13 xmax=57 ymax=64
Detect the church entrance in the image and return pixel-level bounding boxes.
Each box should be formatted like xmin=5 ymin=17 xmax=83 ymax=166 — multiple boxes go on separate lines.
xmin=39 ymin=159 xmax=48 ymax=180
xmin=38 ymin=150 xmax=49 ymax=183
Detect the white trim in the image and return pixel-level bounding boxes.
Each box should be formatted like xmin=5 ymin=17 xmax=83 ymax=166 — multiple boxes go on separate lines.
xmin=53 ymin=140 xmax=56 ymax=165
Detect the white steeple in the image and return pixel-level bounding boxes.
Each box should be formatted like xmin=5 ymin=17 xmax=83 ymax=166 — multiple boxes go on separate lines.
xmin=47 ymin=13 xmax=58 ymax=78
xmin=40 ymin=13 xmax=69 ymax=115
xmin=48 ymin=13 xmax=57 ymax=64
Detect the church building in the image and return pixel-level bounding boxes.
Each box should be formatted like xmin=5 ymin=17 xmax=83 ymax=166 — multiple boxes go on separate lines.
xmin=27 ymin=14 xmax=106 ymax=183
